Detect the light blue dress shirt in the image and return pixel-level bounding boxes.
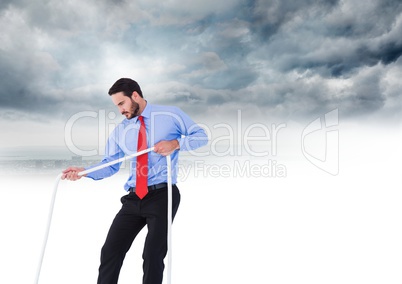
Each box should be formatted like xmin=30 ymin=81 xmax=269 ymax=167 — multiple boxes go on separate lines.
xmin=85 ymin=103 xmax=208 ymax=191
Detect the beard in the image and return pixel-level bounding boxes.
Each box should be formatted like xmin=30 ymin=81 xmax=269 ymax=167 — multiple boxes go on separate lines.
xmin=123 ymin=98 xmax=140 ymax=119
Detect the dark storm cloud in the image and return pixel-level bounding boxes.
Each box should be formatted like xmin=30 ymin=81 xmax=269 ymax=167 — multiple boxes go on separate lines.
xmin=350 ymin=70 xmax=385 ymax=112
xmin=246 ymin=0 xmax=402 ymax=73
xmin=201 ymin=68 xmax=258 ymax=90
xmin=0 ymin=0 xmax=12 ymax=10
xmin=358 ymin=41 xmax=402 ymax=66
xmin=245 ymin=0 xmax=339 ymax=39
xmin=0 ymin=0 xmax=401 ymax=122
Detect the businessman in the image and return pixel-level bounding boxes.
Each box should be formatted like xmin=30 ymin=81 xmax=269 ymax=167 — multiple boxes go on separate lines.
xmin=62 ymin=78 xmax=208 ymax=284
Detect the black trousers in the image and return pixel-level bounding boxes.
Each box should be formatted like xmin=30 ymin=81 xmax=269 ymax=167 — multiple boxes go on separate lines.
xmin=97 ymin=185 xmax=180 ymax=284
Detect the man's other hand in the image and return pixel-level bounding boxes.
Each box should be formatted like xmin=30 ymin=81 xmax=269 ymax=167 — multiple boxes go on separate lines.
xmin=153 ymin=140 xmax=180 ymax=156
xmin=61 ymin=167 xmax=86 ymax=181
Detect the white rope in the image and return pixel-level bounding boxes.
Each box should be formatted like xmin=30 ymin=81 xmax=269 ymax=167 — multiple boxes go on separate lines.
xmin=34 ymin=173 xmax=62 ymax=284
xmin=35 ymin=147 xmax=174 ymax=284
xmin=78 ymin=147 xmax=155 ymax=177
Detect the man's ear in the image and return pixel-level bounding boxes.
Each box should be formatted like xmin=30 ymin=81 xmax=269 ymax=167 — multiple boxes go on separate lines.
xmin=132 ymin=91 xmax=139 ymax=100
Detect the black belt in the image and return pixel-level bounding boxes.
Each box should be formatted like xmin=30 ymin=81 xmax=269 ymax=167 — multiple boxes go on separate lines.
xmin=129 ymin=182 xmax=170 ymax=193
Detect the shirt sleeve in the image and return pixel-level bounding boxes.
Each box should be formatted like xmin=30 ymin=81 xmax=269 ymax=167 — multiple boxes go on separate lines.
xmin=173 ymin=107 xmax=209 ymax=151
xmin=85 ymin=128 xmax=124 ymax=180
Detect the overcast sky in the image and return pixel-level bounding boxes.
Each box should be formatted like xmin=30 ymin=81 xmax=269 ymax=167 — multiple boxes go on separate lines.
xmin=1 ymin=0 xmax=401 ymax=149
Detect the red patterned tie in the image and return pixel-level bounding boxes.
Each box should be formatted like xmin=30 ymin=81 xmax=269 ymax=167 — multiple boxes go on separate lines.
xmin=136 ymin=116 xmax=148 ymax=199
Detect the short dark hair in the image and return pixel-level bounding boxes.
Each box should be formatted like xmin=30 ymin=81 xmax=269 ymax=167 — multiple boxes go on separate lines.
xmin=108 ymin=78 xmax=143 ymax=98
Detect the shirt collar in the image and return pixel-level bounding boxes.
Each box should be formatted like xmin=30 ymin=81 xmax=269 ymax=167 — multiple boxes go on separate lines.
xmin=140 ymin=101 xmax=151 ymax=119
xmin=129 ymin=101 xmax=151 ymax=123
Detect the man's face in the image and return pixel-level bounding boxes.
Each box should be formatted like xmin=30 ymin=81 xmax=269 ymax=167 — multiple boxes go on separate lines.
xmin=111 ymin=92 xmax=140 ymax=119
